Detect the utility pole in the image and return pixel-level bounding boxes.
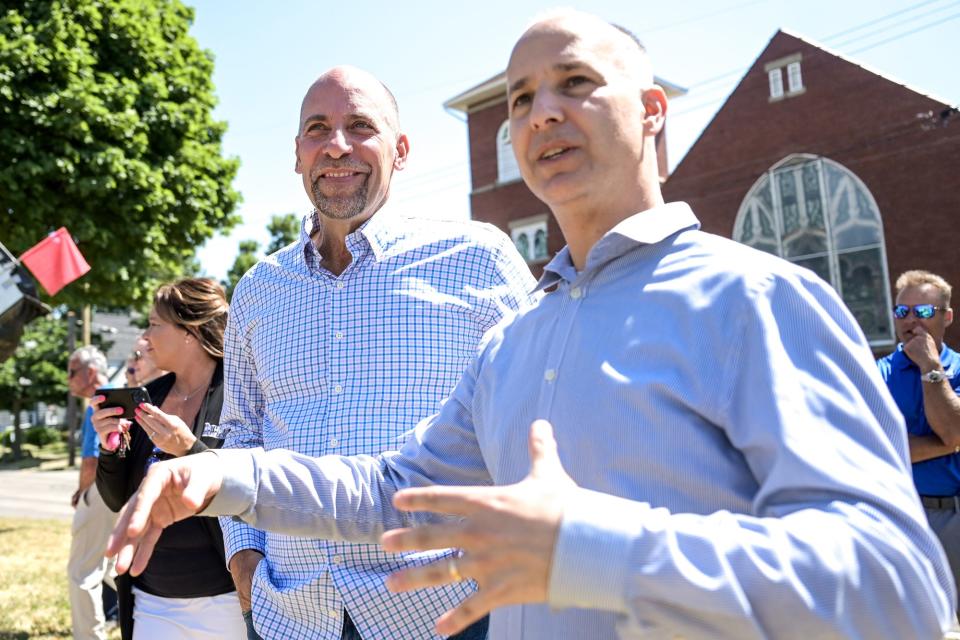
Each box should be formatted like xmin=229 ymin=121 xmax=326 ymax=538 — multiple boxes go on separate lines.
xmin=65 ymin=310 xmax=77 ymax=468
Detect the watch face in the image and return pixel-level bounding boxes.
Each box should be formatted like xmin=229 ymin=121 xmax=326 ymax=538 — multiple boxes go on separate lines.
xmin=924 ymin=371 xmax=946 ymax=382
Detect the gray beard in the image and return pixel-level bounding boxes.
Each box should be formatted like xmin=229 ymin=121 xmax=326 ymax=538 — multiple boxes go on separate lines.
xmin=311 ymin=178 xmax=369 ymax=220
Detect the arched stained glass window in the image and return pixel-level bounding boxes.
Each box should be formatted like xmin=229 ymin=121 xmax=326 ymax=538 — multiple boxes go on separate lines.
xmin=496 ymin=120 xmax=521 ymax=183
xmin=734 ymin=155 xmax=894 ymax=346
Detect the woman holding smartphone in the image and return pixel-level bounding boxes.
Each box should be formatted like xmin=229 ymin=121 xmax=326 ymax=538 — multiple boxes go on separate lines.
xmin=92 ymin=277 xmax=244 ymax=640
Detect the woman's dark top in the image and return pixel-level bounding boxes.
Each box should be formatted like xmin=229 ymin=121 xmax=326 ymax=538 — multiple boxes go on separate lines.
xmin=96 ymin=361 xmax=233 ymax=639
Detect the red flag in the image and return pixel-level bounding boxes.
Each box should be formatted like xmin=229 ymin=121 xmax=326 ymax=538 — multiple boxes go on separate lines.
xmin=19 ymin=227 xmax=91 ymax=296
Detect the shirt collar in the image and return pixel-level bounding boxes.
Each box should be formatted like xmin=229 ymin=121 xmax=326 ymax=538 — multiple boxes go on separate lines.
xmin=535 ymin=201 xmax=701 ymax=291
xmin=298 ymin=204 xmax=399 ymax=272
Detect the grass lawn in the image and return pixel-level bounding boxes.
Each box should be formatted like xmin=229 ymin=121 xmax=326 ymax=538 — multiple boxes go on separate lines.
xmin=0 ymin=517 xmax=119 ymax=640
xmin=0 ymin=442 xmax=72 ymax=472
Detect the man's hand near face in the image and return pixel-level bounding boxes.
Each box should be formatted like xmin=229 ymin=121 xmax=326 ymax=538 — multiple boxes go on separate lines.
xmin=903 ymin=325 xmax=942 ymax=373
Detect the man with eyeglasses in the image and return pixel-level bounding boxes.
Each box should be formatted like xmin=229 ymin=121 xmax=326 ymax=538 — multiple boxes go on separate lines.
xmin=878 ymin=269 xmax=960 ymax=605
xmin=66 ymin=345 xmax=117 ymax=640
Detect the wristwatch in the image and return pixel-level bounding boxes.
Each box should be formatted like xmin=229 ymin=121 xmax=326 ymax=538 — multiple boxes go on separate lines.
xmin=921 ymin=369 xmax=948 ymax=383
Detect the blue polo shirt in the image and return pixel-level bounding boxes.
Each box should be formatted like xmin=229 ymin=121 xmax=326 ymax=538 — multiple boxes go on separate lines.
xmin=877 ymin=343 xmax=960 ymax=496
xmin=79 ymin=405 xmax=99 ymax=459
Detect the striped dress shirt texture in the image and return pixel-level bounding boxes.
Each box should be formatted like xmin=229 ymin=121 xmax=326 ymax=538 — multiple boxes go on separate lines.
xmin=219 ymin=207 xmax=537 ymax=639
xmin=212 ymin=202 xmax=955 ymax=639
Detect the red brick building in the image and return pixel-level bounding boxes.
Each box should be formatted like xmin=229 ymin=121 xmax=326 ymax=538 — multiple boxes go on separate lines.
xmin=662 ymin=30 xmax=960 ymax=350
xmin=446 ymin=31 xmax=960 ymax=349
xmin=444 ymin=71 xmax=686 ymax=278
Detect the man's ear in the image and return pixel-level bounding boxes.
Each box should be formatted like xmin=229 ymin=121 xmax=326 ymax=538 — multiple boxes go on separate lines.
xmin=294 ymin=137 xmax=303 ymax=174
xmin=642 ymin=85 xmax=668 ymax=136
xmin=946 ymin=307 xmax=954 ymax=328
xmin=394 ymin=134 xmax=410 ymax=171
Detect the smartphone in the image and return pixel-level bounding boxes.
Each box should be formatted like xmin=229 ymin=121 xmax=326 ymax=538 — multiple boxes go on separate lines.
xmin=95 ymin=386 xmax=152 ymax=419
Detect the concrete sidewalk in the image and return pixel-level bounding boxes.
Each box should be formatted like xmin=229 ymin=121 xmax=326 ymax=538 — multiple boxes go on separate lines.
xmin=0 ymin=467 xmax=77 ymax=520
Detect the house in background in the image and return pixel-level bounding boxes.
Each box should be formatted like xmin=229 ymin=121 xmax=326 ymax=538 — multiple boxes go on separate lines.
xmin=662 ymin=30 xmax=960 ymax=350
xmin=445 ymin=30 xmax=960 ymax=348
xmin=444 ymin=71 xmax=687 ymax=278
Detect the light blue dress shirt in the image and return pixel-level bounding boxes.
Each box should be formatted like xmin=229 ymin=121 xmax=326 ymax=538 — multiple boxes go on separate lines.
xmin=219 ymin=207 xmax=537 ymax=639
xmin=211 ymin=203 xmax=954 ymax=639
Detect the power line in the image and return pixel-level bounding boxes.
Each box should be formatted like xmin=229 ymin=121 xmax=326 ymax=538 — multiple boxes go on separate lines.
xmin=680 ymin=0 xmax=957 ymax=94
xmin=849 ymin=10 xmax=960 ymax=53
xmin=831 ymin=0 xmax=960 ymax=49
xmin=820 ymin=0 xmax=949 ymax=40
xmin=671 ymin=5 xmax=960 ymax=119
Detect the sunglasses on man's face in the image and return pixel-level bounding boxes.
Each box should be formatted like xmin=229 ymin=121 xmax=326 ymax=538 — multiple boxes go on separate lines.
xmin=892 ymin=304 xmax=948 ymax=319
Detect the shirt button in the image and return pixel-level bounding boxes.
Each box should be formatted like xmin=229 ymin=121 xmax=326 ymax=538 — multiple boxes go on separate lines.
xmin=335 ymin=281 xmax=345 ymax=289
xmin=333 ymin=384 xmax=343 ymax=393
xmin=570 ymin=286 xmax=582 ymax=299
xmin=328 ymin=609 xmax=340 ymax=618
xmin=329 ymin=437 xmax=338 ymax=447
xmin=544 ymin=369 xmax=556 ymax=381
xmin=335 ymin=331 xmax=344 ymax=339
xmin=332 ymin=554 xmax=343 ymax=564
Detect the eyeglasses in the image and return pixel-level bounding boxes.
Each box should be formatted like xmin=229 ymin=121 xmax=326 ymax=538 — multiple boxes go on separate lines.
xmin=892 ymin=304 xmax=948 ymax=319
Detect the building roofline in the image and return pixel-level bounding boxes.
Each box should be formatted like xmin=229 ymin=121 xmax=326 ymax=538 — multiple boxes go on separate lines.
xmin=778 ymin=27 xmax=953 ymax=107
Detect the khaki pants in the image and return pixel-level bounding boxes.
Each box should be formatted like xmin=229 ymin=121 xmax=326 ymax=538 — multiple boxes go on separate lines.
xmin=68 ymin=484 xmax=117 ymax=640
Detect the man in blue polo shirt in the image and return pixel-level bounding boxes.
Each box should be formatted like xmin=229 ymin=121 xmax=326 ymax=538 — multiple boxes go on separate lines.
xmin=878 ymin=269 xmax=960 ymax=604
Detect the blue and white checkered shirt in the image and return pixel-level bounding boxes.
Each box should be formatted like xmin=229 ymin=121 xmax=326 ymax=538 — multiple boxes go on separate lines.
xmin=220 ymin=206 xmax=537 ymax=639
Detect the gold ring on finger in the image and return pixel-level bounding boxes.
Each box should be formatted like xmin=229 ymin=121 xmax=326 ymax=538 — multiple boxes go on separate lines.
xmin=447 ymin=556 xmax=463 ymax=582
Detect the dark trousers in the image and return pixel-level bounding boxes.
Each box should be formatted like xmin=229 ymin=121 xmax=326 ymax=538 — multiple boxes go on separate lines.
xmin=342 ymin=609 xmax=488 ymax=640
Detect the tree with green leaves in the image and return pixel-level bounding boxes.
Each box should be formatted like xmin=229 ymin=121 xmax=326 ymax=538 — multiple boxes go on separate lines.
xmin=0 ymin=0 xmax=240 ymax=310
xmin=222 ymin=214 xmax=301 ymax=300
xmin=224 ymin=239 xmax=259 ymax=302
xmin=0 ymin=314 xmax=110 ymax=459
xmin=265 ymin=213 xmax=300 ymax=254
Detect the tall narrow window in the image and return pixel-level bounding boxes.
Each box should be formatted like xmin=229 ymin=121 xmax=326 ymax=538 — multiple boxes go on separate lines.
xmin=768 ymin=68 xmax=784 ymax=99
xmin=787 ymin=61 xmax=803 ymax=93
xmin=734 ymin=155 xmax=893 ymax=346
xmin=496 ymin=120 xmax=521 ymax=183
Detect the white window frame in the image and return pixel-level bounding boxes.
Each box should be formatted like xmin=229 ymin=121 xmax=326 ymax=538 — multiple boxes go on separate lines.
xmin=787 ymin=61 xmax=803 ymax=93
xmin=496 ymin=120 xmax=521 ymax=184
xmin=768 ymin=68 xmax=784 ymax=100
xmin=765 ymin=53 xmax=804 ymax=101
xmin=509 ymin=214 xmax=549 ymax=264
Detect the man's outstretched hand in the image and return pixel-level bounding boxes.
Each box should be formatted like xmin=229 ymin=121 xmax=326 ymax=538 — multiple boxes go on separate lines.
xmin=381 ymin=419 xmax=576 ymax=636
xmin=105 ymin=451 xmax=224 ymax=575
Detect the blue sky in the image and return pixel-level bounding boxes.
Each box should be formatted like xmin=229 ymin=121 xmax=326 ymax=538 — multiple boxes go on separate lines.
xmin=188 ymin=0 xmax=960 ymax=280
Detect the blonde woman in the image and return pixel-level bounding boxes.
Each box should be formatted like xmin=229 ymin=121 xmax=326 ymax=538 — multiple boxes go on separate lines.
xmin=93 ymin=278 xmax=243 ymax=639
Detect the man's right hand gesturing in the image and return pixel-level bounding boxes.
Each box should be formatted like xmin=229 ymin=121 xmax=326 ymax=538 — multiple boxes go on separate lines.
xmin=106 ymin=450 xmax=224 ymax=575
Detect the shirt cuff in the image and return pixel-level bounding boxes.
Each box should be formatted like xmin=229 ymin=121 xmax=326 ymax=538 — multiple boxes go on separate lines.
xmin=202 ymin=449 xmax=259 ymax=519
xmin=548 ymin=488 xmax=649 ymax=613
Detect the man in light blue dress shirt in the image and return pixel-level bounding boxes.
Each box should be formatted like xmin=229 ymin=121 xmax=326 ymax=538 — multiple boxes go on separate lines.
xmin=110 ymin=10 xmax=955 ymax=639
xmin=218 ymin=66 xmax=536 ymax=640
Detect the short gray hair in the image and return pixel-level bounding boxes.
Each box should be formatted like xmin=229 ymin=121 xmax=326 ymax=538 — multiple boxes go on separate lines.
xmin=70 ymin=345 xmax=108 ymax=376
